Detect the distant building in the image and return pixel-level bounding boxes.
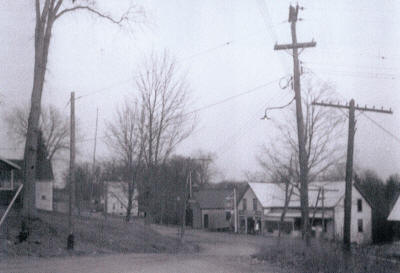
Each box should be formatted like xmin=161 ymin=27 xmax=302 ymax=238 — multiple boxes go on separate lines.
xmin=191 ymin=189 xmax=235 ymax=230
xmin=237 ymin=181 xmax=372 ymax=244
xmin=105 ymin=181 xmax=138 ymax=216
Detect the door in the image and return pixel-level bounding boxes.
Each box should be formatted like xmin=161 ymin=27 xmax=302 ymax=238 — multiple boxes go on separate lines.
xmin=204 ymin=214 xmax=209 ymax=229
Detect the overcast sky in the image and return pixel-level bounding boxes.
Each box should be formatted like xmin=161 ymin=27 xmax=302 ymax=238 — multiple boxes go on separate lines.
xmin=1 ymin=0 xmax=399 ymax=184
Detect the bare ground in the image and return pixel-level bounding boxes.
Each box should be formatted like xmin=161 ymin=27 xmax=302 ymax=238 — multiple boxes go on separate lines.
xmin=0 ymin=225 xmax=283 ymax=273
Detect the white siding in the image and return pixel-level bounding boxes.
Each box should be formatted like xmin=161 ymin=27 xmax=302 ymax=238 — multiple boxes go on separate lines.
xmin=106 ymin=182 xmax=138 ymax=216
xmin=238 ymin=187 xmax=262 ymax=212
xmin=334 ymin=186 xmax=372 ymax=244
xmin=35 ymin=181 xmax=53 ymax=211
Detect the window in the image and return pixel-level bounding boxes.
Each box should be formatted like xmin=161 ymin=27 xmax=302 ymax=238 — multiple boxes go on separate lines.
xmin=358 ymin=219 xmax=363 ymax=232
xmin=41 ymin=195 xmax=46 ymax=200
xmin=253 ymin=198 xmax=257 ymax=211
xmin=242 ymin=198 xmax=247 ymax=211
xmin=357 ymin=199 xmax=362 ymax=212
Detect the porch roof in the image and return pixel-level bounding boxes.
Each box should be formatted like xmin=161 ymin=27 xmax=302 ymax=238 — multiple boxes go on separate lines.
xmin=0 ymin=157 xmax=21 ymax=170
xmin=248 ymin=181 xmax=347 ymax=209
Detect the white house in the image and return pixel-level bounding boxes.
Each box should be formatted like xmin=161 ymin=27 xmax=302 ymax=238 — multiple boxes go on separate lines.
xmin=237 ymin=181 xmax=372 ymax=244
xmin=388 ymin=194 xmax=400 ymax=221
xmin=105 ymin=181 xmax=138 ymax=216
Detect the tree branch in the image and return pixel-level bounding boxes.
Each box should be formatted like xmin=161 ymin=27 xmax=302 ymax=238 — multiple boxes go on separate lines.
xmin=56 ymin=5 xmax=133 ymax=24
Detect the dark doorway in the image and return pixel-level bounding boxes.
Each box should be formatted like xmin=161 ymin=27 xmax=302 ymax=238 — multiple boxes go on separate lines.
xmin=186 ymin=208 xmax=193 ymax=227
xmin=247 ymin=217 xmax=255 ymax=234
xmin=204 ymin=214 xmax=209 ymax=229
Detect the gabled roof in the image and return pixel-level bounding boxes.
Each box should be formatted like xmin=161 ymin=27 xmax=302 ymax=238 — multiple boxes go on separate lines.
xmin=0 ymin=157 xmax=21 ymax=170
xmin=193 ymin=189 xmax=233 ymax=209
xmin=248 ymin=181 xmax=365 ymax=209
xmin=388 ymin=194 xmax=400 ymax=221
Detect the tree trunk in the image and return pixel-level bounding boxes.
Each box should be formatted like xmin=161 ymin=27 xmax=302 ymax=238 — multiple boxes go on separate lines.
xmin=23 ymin=7 xmax=55 ymax=218
xmin=125 ymin=181 xmax=134 ymax=222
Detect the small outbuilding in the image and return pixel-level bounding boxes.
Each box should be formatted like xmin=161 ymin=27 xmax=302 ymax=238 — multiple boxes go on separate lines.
xmin=191 ymin=189 xmax=235 ymax=230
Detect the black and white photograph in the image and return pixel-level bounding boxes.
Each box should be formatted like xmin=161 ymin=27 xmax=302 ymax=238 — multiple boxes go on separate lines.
xmin=0 ymin=1 xmax=400 ymax=272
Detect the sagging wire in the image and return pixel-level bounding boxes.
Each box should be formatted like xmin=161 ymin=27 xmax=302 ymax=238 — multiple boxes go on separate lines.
xmin=261 ymin=96 xmax=295 ymax=120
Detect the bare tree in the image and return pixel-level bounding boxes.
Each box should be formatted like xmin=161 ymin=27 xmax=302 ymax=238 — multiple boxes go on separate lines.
xmin=5 ymin=104 xmax=69 ymax=162
xmin=105 ymin=100 xmax=145 ymax=222
xmin=135 ymin=52 xmax=195 ymax=220
xmin=258 ymin=78 xmax=346 ymax=238
xmin=23 ymin=0 xmax=145 ymax=218
xmin=260 ymin=79 xmax=345 ymax=183
xmin=137 ymin=52 xmax=194 ymax=167
xmin=190 ymin=151 xmax=216 ymax=188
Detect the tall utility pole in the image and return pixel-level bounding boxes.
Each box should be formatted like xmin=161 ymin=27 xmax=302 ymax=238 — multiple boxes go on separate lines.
xmin=312 ymin=99 xmax=392 ymax=250
xmin=91 ymin=108 xmax=99 ymax=203
xmin=68 ymin=91 xmax=76 ymax=250
xmin=234 ymin=187 xmax=238 ymax=233
xmin=274 ymin=4 xmax=316 ymax=245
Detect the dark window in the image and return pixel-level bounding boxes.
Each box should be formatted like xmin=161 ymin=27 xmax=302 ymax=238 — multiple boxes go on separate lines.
xmin=357 ymin=199 xmax=362 ymax=212
xmin=41 ymin=195 xmax=46 ymax=200
xmin=253 ymin=198 xmax=257 ymax=211
xmin=225 ymin=211 xmax=231 ymax=221
xmin=358 ymin=219 xmax=363 ymax=232
xmin=242 ymin=198 xmax=247 ymax=211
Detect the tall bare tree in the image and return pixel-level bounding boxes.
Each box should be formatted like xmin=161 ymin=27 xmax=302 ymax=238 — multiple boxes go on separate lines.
xmin=136 ymin=52 xmax=195 ymax=219
xmin=5 ymin=104 xmax=69 ymax=162
xmin=260 ymin=79 xmax=345 ymax=183
xmin=23 ymin=0 xmax=144 ymax=218
xmin=105 ymin=100 xmax=145 ymax=222
xmin=258 ymin=78 xmax=346 ymax=237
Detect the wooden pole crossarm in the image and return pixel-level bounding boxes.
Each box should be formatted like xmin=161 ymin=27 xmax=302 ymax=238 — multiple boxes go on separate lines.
xmin=312 ymin=101 xmax=393 ymax=114
xmin=274 ymin=41 xmax=316 ymax=51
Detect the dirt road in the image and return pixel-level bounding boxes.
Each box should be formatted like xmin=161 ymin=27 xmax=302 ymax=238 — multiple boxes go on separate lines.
xmin=0 ymin=226 xmax=282 ymax=273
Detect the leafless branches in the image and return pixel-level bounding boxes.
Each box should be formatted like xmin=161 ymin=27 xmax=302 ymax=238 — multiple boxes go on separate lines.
xmin=5 ymin=104 xmax=69 ymax=162
xmin=259 ymin=77 xmax=346 ymax=184
xmin=55 ymin=1 xmax=146 ymax=26
xmin=137 ymin=51 xmax=195 ymax=168
xmin=105 ymin=100 xmax=145 ymax=222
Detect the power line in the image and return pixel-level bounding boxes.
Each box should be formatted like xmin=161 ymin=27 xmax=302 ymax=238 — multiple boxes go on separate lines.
xmin=183 ymin=78 xmax=281 ymax=116
xmin=307 ymin=68 xmax=400 ymax=145
xmin=75 ymin=78 xmax=283 ymax=144
xmin=72 ymin=30 xmax=279 ymax=102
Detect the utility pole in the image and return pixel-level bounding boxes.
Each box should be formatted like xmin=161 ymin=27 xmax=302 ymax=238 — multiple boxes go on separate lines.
xmin=91 ymin=108 xmax=99 ymax=203
xmin=234 ymin=187 xmax=238 ymax=233
xmin=321 ymin=187 xmax=325 ymax=237
xmin=68 ymin=92 xmax=76 ymax=250
xmin=274 ymin=4 xmax=316 ymax=245
xmin=312 ymin=99 xmax=392 ymax=250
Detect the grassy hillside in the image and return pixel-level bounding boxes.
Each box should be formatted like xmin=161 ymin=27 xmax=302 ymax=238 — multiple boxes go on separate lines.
xmin=1 ymin=210 xmax=195 ymax=258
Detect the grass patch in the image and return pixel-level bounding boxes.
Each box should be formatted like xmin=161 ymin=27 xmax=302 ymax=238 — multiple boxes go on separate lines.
xmin=1 ymin=210 xmax=196 ymax=258
xmin=252 ymin=238 xmax=400 ymax=273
